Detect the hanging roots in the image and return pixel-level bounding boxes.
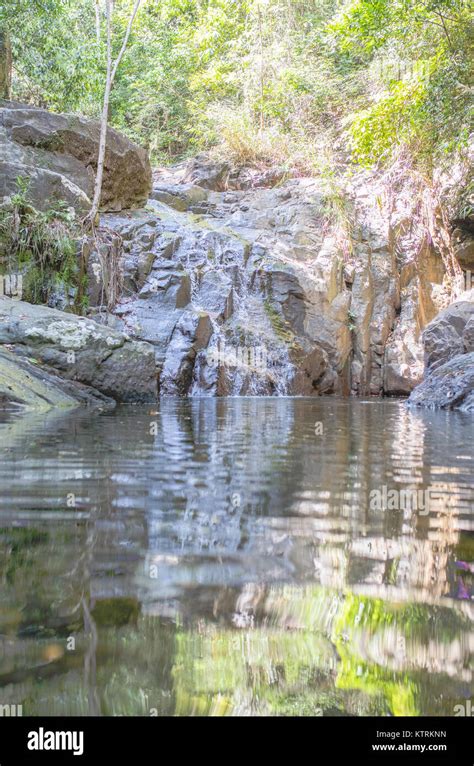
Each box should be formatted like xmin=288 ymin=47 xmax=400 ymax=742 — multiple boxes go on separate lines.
xmin=83 ymin=225 xmax=124 ymax=312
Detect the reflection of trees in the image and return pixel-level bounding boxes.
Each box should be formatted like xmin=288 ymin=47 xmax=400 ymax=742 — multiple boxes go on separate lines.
xmin=172 ymin=585 xmax=473 ymax=717
xmin=0 ymin=400 xmax=472 ymax=715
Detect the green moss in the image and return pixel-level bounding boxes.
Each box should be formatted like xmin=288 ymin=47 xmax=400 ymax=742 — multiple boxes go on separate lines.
xmin=263 ymin=299 xmax=295 ymax=344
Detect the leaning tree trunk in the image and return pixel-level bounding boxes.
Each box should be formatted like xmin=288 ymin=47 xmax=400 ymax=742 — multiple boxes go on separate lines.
xmin=0 ymin=30 xmax=12 ymax=100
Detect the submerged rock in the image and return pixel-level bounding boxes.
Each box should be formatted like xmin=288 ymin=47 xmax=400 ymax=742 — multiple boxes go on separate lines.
xmin=0 ymin=297 xmax=157 ymax=404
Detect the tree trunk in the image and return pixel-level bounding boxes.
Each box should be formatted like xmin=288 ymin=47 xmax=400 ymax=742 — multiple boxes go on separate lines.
xmin=86 ymin=0 xmax=141 ymax=228
xmin=0 ymin=29 xmax=12 ymax=100
xmin=87 ymin=0 xmax=113 ymax=227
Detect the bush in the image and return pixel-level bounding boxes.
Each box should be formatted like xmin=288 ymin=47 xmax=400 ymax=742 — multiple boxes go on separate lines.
xmin=0 ymin=179 xmax=82 ymax=307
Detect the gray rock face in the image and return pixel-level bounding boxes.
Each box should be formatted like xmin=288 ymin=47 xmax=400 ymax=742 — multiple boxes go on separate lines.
xmin=0 ymin=100 xmax=152 ymax=212
xmin=0 ymin=297 xmax=157 ymax=403
xmin=0 ymin=346 xmax=115 ymax=411
xmin=160 ymin=310 xmax=213 ymax=395
xmin=86 ymin=156 xmax=457 ymax=398
xmin=408 ymin=352 xmax=474 ymax=411
xmin=408 ymin=296 xmax=474 ymax=410
xmin=181 ymin=154 xmax=230 ymax=191
xmin=98 ymin=172 xmax=357 ymax=396
xmin=422 ymin=299 xmax=474 ymax=370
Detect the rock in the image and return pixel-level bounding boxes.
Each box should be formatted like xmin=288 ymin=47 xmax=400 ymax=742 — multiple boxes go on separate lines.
xmin=195 ymin=270 xmax=234 ymax=321
xmin=0 ymin=100 xmax=152 ymax=212
xmin=463 ymin=315 xmax=474 ymax=352
xmin=160 ymin=310 xmax=213 ymax=395
xmin=88 ymin=157 xmax=467 ymax=399
xmin=0 ymin=297 xmax=157 ymax=403
xmin=383 ymin=278 xmax=436 ymax=395
xmin=290 ymin=344 xmax=330 ymax=395
xmin=181 ymin=154 xmax=230 ymax=191
xmin=454 ymin=238 xmax=474 ymax=270
xmin=408 ymin=352 xmax=474 ymax=411
xmin=0 ymin=155 xmax=91 ymax=214
xmin=0 ymin=347 xmax=114 ymax=411
xmin=228 ymin=165 xmax=289 ymax=190
xmin=422 ymin=299 xmax=474 ymax=370
xmin=150 ymin=182 xmax=209 ymax=213
xmin=407 ymin=292 xmax=474 ymax=411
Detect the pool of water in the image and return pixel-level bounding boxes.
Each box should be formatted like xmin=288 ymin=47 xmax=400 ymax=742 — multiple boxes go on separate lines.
xmin=0 ymin=398 xmax=472 ymax=716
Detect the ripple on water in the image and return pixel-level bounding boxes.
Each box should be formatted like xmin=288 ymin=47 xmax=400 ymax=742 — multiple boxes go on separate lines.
xmin=0 ymin=398 xmax=472 ymax=716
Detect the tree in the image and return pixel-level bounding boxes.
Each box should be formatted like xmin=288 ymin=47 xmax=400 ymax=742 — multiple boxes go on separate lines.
xmin=0 ymin=29 xmax=11 ymax=99
xmin=86 ymin=0 xmax=142 ymax=228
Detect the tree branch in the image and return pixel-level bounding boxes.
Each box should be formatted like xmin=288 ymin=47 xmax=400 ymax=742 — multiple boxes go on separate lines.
xmin=110 ymin=0 xmax=141 ymax=84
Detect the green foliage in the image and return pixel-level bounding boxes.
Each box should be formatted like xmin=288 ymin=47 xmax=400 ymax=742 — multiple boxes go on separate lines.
xmin=0 ymin=179 xmax=81 ymax=306
xmin=1 ymin=0 xmax=472 ymax=171
xmin=0 ymin=0 xmax=102 ymax=115
xmin=333 ymin=0 xmax=473 ymax=170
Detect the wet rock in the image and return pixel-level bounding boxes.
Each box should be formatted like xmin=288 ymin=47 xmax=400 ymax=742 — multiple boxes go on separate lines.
xmin=0 ymin=100 xmax=151 ymax=212
xmin=290 ymin=344 xmax=330 ymax=395
xmin=97 ymin=158 xmax=463 ymax=399
xmin=160 ymin=310 xmax=213 ymax=395
xmin=195 ymin=270 xmax=234 ymax=321
xmin=0 ymin=297 xmax=157 ymax=402
xmin=383 ymin=287 xmax=424 ymax=395
xmin=139 ymin=268 xmax=191 ymax=308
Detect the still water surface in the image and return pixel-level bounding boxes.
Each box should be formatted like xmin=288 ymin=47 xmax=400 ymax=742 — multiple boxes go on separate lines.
xmin=0 ymin=398 xmax=473 ymax=716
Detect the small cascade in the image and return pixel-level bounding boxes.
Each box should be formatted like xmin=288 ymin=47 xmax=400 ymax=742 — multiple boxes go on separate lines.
xmin=103 ymin=159 xmax=358 ymax=398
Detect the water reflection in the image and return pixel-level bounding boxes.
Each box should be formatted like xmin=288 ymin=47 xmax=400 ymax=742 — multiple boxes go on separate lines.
xmin=0 ymin=399 xmax=472 ymax=716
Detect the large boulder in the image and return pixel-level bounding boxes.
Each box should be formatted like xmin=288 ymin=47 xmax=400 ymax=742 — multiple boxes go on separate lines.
xmin=408 ymin=294 xmax=474 ymax=410
xmin=408 ymin=352 xmax=474 ymax=412
xmin=422 ymin=297 xmax=474 ymax=370
xmin=0 ymin=100 xmax=152 ymax=213
xmin=0 ymin=297 xmax=157 ymax=403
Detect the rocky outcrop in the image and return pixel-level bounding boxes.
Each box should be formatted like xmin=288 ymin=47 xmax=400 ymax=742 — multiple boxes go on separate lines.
xmin=1 ymin=123 xmax=467 ymax=401
xmin=408 ymin=295 xmax=474 ymax=410
xmin=86 ymin=156 xmax=456 ymax=398
xmin=95 ymin=172 xmax=357 ymax=396
xmin=0 ymin=100 xmax=152 ymax=213
xmin=0 ymin=297 xmax=157 ymax=403
xmin=0 ymin=347 xmax=114 ymax=410
xmin=408 ymin=352 xmax=474 ymax=412
xmin=422 ymin=298 xmax=474 ymax=370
